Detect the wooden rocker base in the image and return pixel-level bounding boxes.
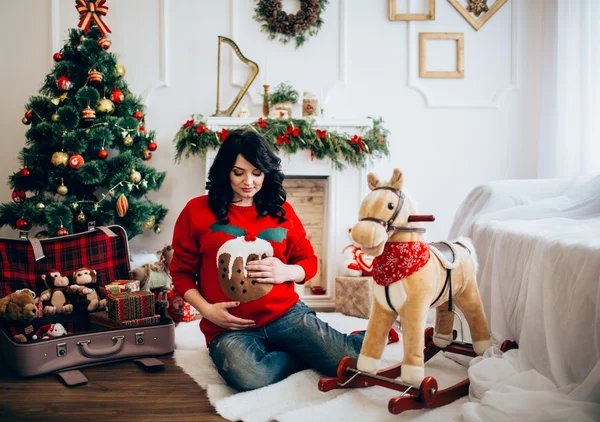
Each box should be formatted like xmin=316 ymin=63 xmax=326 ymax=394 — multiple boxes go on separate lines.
xmin=318 ymin=327 xmax=519 ymax=415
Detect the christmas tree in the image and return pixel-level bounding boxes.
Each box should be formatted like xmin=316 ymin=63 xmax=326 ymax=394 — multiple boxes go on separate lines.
xmin=0 ymin=1 xmax=167 ymax=239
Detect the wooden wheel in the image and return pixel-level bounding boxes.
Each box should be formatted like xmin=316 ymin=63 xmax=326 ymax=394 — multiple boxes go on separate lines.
xmin=419 ymin=376 xmax=439 ymax=407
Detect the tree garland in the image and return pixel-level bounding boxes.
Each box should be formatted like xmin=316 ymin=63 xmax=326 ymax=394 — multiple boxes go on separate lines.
xmin=173 ymin=116 xmax=390 ymax=170
xmin=254 ymin=0 xmax=329 ymax=48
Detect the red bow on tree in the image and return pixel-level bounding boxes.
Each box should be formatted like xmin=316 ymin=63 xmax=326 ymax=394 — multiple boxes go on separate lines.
xmin=277 ymin=135 xmax=290 ymax=145
xmin=285 ymin=126 xmax=299 ymax=137
xmin=254 ymin=118 xmax=267 ymax=128
xmin=182 ymin=119 xmax=194 ymax=129
xmin=75 ymin=0 xmax=112 ymax=35
xmin=196 ymin=124 xmax=209 ymax=133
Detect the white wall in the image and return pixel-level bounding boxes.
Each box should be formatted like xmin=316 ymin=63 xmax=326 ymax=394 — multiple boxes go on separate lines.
xmin=0 ymin=0 xmax=543 ymax=251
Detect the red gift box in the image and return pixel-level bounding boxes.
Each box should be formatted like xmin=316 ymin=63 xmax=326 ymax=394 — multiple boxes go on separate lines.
xmin=167 ymin=289 xmax=199 ymax=322
xmin=106 ymin=291 xmax=155 ymax=321
xmin=90 ymin=311 xmax=160 ymax=328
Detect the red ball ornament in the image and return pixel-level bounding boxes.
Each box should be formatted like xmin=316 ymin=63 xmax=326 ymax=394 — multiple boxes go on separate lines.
xmin=98 ymin=148 xmax=108 ymax=159
xmin=133 ymin=110 xmax=143 ymax=121
xmin=56 ymin=227 xmax=68 ymax=236
xmin=11 ymin=190 xmax=26 ymax=203
xmin=98 ymin=37 xmax=111 ymax=50
xmin=53 ymin=52 xmax=62 ymax=62
xmin=19 ymin=168 xmax=30 ymax=177
xmin=22 ymin=111 xmax=33 ymax=125
xmin=57 ymin=76 xmax=72 ymax=91
xmin=110 ymin=89 xmax=124 ymax=103
xmin=69 ymin=154 xmax=84 ymax=169
xmin=147 ymin=141 xmax=157 ymax=151
xmin=16 ymin=218 xmax=31 ymax=231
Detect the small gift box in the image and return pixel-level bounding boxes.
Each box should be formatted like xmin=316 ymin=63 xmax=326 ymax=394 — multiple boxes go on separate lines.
xmin=105 ymin=279 xmax=140 ymax=295
xmin=167 ymin=289 xmax=200 ymax=322
xmin=335 ymin=276 xmax=373 ymax=319
xmin=106 ymin=291 xmax=155 ymax=321
xmin=90 ymin=311 xmax=160 ymax=328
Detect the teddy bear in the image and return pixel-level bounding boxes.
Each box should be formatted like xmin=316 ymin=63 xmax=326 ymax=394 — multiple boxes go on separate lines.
xmin=0 ymin=289 xmax=41 ymax=343
xmin=40 ymin=270 xmax=74 ymax=315
xmin=70 ymin=267 xmax=105 ymax=312
xmin=131 ymin=245 xmax=174 ymax=293
xmin=32 ymin=323 xmax=68 ymax=340
xmin=342 ymin=228 xmax=374 ymax=277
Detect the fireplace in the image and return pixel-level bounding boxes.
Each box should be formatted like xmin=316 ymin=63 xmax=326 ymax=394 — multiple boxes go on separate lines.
xmin=205 ymin=117 xmax=373 ymax=310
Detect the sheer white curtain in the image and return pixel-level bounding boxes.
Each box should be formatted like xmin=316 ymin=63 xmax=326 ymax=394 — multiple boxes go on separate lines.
xmin=538 ymin=0 xmax=600 ymax=178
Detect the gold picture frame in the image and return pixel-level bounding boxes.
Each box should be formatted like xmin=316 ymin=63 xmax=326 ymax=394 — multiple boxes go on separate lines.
xmin=447 ymin=0 xmax=508 ymax=31
xmin=389 ymin=0 xmax=435 ymax=21
xmin=419 ymin=32 xmax=464 ymax=79
xmin=214 ymin=36 xmax=259 ymax=117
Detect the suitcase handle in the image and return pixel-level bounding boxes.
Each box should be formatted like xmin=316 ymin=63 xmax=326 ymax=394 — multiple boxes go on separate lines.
xmin=76 ymin=335 xmax=125 ymax=358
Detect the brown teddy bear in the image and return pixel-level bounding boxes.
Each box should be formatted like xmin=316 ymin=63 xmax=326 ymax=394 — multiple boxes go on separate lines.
xmin=0 ymin=289 xmax=40 ymax=343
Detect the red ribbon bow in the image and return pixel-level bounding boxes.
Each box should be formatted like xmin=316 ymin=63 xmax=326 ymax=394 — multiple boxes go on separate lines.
xmin=196 ymin=124 xmax=209 ymax=133
xmin=316 ymin=129 xmax=327 ymax=139
xmin=182 ymin=119 xmax=194 ymax=129
xmin=218 ymin=128 xmax=229 ymax=142
xmin=254 ymin=118 xmax=267 ymax=128
xmin=350 ymin=135 xmax=365 ymax=152
xmin=75 ymin=0 xmax=112 ymax=35
xmin=285 ymin=126 xmax=299 ymax=137
xmin=277 ymin=135 xmax=290 ymax=145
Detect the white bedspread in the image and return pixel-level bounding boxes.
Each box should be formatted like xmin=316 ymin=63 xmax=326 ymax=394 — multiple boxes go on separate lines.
xmin=449 ymin=175 xmax=600 ymax=420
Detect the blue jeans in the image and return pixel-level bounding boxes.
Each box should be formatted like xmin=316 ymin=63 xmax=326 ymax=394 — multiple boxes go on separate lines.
xmin=208 ymin=301 xmax=365 ymax=391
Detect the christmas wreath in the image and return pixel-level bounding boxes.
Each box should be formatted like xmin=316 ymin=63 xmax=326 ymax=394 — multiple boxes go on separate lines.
xmin=173 ymin=116 xmax=390 ymax=170
xmin=254 ymin=0 xmax=329 ymax=48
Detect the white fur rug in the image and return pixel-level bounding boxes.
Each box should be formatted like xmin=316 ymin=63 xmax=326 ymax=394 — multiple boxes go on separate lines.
xmin=174 ymin=312 xmax=469 ymax=422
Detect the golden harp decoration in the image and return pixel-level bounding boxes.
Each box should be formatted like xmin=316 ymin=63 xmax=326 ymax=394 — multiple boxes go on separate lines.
xmin=215 ymin=36 xmax=260 ymax=117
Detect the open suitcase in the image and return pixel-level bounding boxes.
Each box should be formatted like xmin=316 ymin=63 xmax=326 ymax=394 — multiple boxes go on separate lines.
xmin=0 ymin=225 xmax=175 ymax=385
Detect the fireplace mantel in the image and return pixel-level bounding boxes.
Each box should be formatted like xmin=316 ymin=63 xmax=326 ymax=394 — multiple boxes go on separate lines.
xmin=204 ymin=117 xmax=374 ymax=310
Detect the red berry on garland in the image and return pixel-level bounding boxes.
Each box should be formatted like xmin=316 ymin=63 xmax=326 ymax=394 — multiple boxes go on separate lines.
xmin=147 ymin=141 xmax=157 ymax=151
xmin=133 ymin=110 xmax=143 ymax=121
xmin=53 ymin=52 xmax=62 ymax=62
xmin=56 ymin=226 xmax=68 ymax=236
xmin=69 ymin=154 xmax=84 ymax=169
xmin=16 ymin=218 xmax=31 ymax=231
xmin=19 ymin=168 xmax=30 ymax=177
xmin=110 ymin=89 xmax=124 ymax=103
xmin=11 ymin=190 xmax=26 ymax=203
xmin=57 ymin=76 xmax=72 ymax=91
xmin=98 ymin=148 xmax=108 ymax=159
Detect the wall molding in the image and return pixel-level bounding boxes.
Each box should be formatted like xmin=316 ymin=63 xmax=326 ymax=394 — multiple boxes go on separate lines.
xmin=407 ymin=0 xmax=518 ymax=109
xmin=51 ymin=0 xmax=61 ymax=64
xmin=142 ymin=0 xmax=170 ymax=106
xmin=230 ymin=0 xmax=348 ymax=110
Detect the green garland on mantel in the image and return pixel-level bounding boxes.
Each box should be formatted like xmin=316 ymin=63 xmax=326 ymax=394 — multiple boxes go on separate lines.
xmin=173 ymin=116 xmax=390 ymax=170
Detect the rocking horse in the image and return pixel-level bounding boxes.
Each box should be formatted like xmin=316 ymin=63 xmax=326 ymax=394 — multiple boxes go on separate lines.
xmin=319 ymin=169 xmax=518 ymax=414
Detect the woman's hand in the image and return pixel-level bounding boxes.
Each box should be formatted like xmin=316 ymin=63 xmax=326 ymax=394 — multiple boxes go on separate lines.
xmin=202 ymin=301 xmax=255 ymax=330
xmin=245 ymin=257 xmax=305 ymax=284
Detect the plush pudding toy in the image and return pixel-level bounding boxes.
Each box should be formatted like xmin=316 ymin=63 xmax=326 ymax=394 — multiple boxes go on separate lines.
xmin=40 ymin=270 xmax=74 ymax=315
xmin=0 ymin=289 xmax=40 ymax=342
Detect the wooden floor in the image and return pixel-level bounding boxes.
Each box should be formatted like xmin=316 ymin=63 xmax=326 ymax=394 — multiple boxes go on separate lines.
xmin=0 ymin=354 xmax=227 ymax=422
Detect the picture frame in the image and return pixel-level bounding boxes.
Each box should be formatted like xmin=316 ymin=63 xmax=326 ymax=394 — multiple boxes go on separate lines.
xmin=389 ymin=0 xmax=435 ymax=21
xmin=418 ymin=32 xmax=465 ymax=79
xmin=447 ymin=0 xmax=508 ymax=31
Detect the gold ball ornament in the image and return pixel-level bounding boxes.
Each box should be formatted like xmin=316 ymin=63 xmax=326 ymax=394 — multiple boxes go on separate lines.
xmin=36 ymin=202 xmax=46 ymax=210
xmin=57 ymin=183 xmax=68 ymax=196
xmin=141 ymin=215 xmax=155 ymax=230
xmin=51 ymin=113 xmax=59 ymax=122
xmin=76 ymin=211 xmax=86 ymax=223
xmin=51 ymin=151 xmax=69 ymax=167
xmin=130 ymin=170 xmax=142 ymax=183
xmin=115 ymin=63 xmax=126 ymax=78
xmin=116 ymin=194 xmax=129 ymax=217
xmin=123 ymin=135 xmax=134 ymax=147
xmin=154 ymin=226 xmax=162 ymax=234
xmin=96 ymin=98 xmax=115 ymax=114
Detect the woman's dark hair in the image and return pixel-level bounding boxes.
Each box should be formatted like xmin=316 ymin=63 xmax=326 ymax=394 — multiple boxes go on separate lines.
xmin=207 ymin=128 xmax=286 ymax=223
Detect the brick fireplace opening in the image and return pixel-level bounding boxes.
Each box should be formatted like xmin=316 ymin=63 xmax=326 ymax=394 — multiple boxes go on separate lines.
xmin=283 ymin=176 xmax=327 ymax=292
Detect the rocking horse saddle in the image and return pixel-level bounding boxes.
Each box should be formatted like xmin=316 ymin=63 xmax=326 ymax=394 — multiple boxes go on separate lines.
xmin=428 ymin=241 xmax=469 ymax=312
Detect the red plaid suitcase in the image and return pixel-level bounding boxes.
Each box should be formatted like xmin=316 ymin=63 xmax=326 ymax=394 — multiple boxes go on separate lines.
xmin=0 ymin=225 xmax=175 ymax=381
